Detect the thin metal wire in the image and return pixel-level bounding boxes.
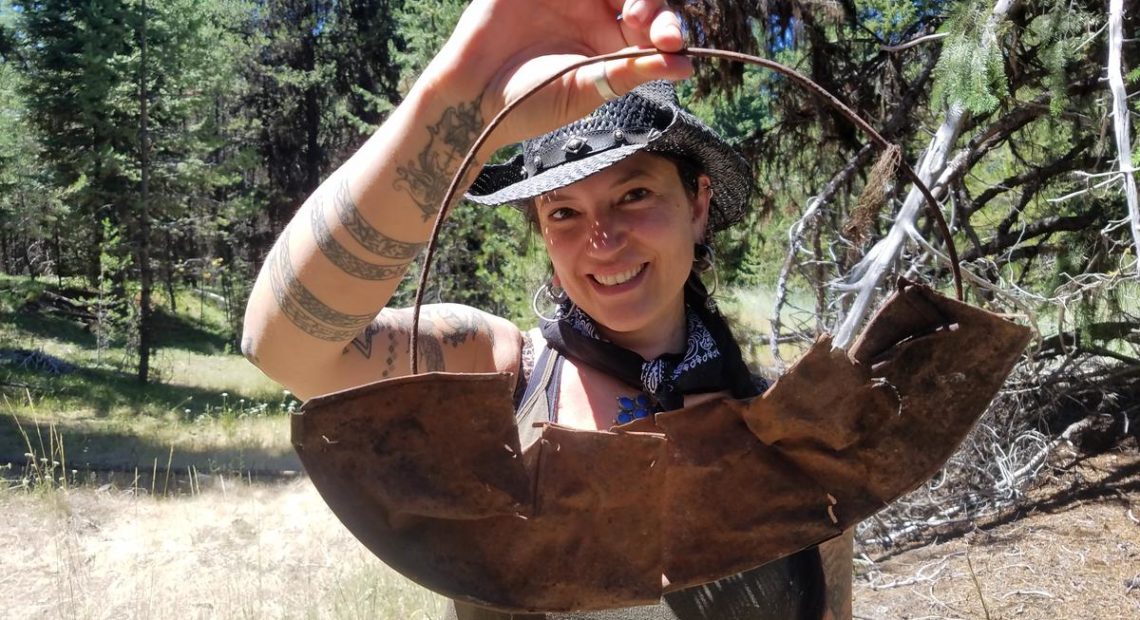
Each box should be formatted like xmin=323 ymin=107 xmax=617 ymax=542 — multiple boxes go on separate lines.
xmin=410 ymin=47 xmax=963 ymax=374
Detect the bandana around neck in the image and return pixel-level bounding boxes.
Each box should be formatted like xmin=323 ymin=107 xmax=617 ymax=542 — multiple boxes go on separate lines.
xmin=539 ymin=277 xmax=761 ymax=413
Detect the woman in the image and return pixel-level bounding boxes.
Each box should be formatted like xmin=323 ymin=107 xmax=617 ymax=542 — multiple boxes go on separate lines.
xmin=242 ymin=0 xmax=853 ymax=617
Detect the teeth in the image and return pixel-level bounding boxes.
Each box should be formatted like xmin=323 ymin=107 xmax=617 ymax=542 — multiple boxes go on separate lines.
xmin=594 ymin=265 xmax=643 ymax=286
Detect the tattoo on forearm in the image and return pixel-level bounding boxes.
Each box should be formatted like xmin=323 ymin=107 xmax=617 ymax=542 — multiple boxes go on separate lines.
xmin=311 ymin=195 xmax=409 ymax=281
xmin=332 ymin=178 xmax=425 ymax=260
xmin=394 ymin=95 xmax=484 ymax=220
xmin=268 ymin=235 xmax=376 ymax=342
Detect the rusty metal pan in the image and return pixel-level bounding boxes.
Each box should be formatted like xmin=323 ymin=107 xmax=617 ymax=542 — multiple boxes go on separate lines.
xmin=293 ymin=281 xmax=1032 ymax=612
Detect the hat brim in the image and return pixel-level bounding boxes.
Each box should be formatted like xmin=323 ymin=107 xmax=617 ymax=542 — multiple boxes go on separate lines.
xmin=466 ymin=108 xmax=753 ymax=233
xmin=466 ymin=143 xmax=648 ymax=208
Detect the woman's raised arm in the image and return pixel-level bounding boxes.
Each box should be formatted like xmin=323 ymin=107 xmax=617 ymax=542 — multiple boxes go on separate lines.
xmin=241 ymin=0 xmax=692 ymax=400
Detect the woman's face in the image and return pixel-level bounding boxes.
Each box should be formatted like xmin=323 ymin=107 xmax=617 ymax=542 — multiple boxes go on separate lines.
xmin=535 ymin=152 xmax=711 ymax=344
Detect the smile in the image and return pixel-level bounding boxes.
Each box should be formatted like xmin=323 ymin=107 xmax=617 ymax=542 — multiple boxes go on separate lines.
xmin=591 ymin=263 xmax=646 ymax=287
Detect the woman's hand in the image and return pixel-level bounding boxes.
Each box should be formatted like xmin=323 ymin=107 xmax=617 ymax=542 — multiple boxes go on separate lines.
xmin=426 ymin=0 xmax=694 ymax=151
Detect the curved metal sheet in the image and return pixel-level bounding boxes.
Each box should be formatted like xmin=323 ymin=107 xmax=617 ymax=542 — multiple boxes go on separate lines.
xmin=294 ymin=281 xmax=1032 ymax=612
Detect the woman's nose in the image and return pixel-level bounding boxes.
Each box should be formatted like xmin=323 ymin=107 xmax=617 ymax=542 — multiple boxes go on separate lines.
xmin=586 ymin=213 xmax=627 ymax=255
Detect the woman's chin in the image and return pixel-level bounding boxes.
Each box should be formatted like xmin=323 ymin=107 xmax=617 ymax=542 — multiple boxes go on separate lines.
xmin=580 ymin=301 xmax=674 ymax=340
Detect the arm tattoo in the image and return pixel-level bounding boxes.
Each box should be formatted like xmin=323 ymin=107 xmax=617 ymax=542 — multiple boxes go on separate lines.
xmin=311 ymin=194 xmax=409 ymax=281
xmin=268 ymin=235 xmax=376 ymax=341
xmin=394 ymin=95 xmax=484 ymax=220
xmin=332 ymin=177 xmax=425 ymax=260
xmin=349 ymin=319 xmax=387 ymax=359
xmin=415 ymin=333 xmax=446 ymax=373
xmin=348 ymin=312 xmax=446 ymax=375
xmin=427 ymin=305 xmax=495 ymax=348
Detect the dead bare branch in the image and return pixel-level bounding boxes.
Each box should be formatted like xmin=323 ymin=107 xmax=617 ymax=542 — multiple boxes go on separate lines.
xmin=1107 ymin=0 xmax=1140 ymax=277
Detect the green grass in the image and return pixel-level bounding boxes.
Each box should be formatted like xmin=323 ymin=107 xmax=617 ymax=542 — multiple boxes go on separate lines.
xmin=1 ymin=274 xmax=300 ymax=480
xmin=719 ymin=285 xmax=815 ymax=371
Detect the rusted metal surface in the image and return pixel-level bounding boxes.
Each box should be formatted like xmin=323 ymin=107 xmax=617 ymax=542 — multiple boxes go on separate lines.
xmin=294 ymin=281 xmax=1032 ymax=612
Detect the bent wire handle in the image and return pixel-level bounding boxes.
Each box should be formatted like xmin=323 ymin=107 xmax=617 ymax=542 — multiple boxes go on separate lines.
xmin=410 ymin=47 xmax=964 ymax=375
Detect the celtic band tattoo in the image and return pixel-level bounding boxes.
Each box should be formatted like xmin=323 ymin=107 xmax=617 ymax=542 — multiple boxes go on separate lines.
xmin=332 ymin=177 xmax=425 ymax=260
xmin=394 ymin=95 xmax=484 ymax=220
xmin=311 ymin=195 xmax=409 ymax=281
xmin=268 ymin=234 xmax=376 ymax=342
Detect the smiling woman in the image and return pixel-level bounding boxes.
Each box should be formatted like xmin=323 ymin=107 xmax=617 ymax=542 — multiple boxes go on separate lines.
xmin=528 ymin=153 xmax=707 ymax=358
xmin=241 ymin=0 xmax=851 ymax=618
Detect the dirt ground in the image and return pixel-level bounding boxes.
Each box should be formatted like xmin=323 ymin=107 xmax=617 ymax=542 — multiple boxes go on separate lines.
xmin=1 ymin=451 xmax=1136 ymax=619
xmin=854 ymin=451 xmax=1140 ymax=620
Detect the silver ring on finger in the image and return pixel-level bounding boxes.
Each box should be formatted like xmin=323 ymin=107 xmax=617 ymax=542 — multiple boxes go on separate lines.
xmin=590 ymin=61 xmax=619 ymax=102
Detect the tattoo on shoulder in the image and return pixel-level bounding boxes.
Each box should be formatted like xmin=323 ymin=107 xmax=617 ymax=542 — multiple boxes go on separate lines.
xmin=311 ymin=192 xmax=410 ymax=281
xmin=394 ymin=95 xmax=484 ymax=221
xmin=348 ymin=314 xmax=396 ymax=359
xmin=345 ymin=312 xmax=446 ymax=376
xmin=331 ymin=177 xmax=425 ymax=260
xmin=415 ymin=334 xmax=446 ymax=373
xmin=268 ymin=234 xmax=376 ymax=342
xmin=427 ymin=306 xmax=495 ymax=348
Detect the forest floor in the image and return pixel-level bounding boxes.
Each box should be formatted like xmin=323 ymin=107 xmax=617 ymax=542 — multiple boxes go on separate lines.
xmin=854 ymin=449 xmax=1140 ymax=620
xmin=0 ymin=450 xmax=1136 ymax=619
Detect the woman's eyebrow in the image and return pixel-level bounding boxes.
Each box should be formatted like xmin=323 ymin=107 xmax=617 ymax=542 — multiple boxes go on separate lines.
xmin=538 ymin=168 xmax=659 ymax=208
xmin=537 ymin=192 xmax=574 ymax=207
xmin=607 ymin=169 xmax=655 ymax=188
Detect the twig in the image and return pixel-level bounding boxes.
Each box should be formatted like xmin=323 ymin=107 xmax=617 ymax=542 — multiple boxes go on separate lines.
xmin=769 ymin=146 xmax=876 ymax=369
xmin=1046 ymin=173 xmax=1121 ymax=204
xmin=880 ymin=32 xmax=949 ymax=52
xmin=1000 ymin=589 xmax=1054 ymax=599
xmin=965 ymin=545 xmax=994 ymax=620
xmin=863 ymin=552 xmax=961 ymax=590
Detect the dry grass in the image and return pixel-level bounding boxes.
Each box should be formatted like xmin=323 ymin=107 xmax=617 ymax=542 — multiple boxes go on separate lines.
xmin=5 ymin=455 xmax=1135 ymax=619
xmin=0 ymin=478 xmax=445 ymax=620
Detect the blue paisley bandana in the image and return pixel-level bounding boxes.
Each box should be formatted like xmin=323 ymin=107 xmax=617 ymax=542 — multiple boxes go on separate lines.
xmin=540 ymin=275 xmax=762 ymax=412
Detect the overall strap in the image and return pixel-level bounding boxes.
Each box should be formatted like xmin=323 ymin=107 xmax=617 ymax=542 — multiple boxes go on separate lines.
xmin=514 ymin=344 xmax=565 ymax=451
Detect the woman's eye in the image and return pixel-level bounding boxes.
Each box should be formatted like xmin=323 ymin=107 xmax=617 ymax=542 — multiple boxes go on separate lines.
xmin=620 ymin=188 xmax=651 ymax=203
xmin=549 ymin=207 xmax=576 ymax=221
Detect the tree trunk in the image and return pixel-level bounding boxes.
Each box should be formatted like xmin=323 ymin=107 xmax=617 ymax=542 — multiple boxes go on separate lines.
xmin=164 ymin=227 xmax=177 ymax=313
xmin=135 ymin=0 xmax=153 ymax=384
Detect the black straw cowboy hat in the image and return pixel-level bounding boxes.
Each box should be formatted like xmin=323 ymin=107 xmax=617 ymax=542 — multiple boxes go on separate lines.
xmin=466 ymin=81 xmax=753 ymax=232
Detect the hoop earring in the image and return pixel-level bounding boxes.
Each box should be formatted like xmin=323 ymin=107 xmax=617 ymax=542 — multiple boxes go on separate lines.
xmin=532 ymin=280 xmax=570 ymax=322
xmin=693 ymin=243 xmax=719 ymax=297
